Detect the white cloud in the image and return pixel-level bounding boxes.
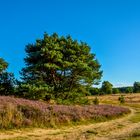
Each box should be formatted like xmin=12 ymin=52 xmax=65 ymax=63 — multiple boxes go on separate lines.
xmin=113 ymin=83 xmax=132 ymax=88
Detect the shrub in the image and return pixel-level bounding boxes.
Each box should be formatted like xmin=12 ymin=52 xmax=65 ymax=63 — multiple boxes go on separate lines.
xmin=93 ymin=97 xmax=99 ymax=105
xmin=56 ymin=94 xmax=90 ymax=105
xmin=118 ymin=95 xmax=125 ymax=104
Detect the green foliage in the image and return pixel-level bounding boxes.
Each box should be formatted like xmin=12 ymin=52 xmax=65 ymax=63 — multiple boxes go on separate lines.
xmin=118 ymin=95 xmax=125 ymax=104
xmin=89 ymin=87 xmax=100 ymax=95
xmin=112 ymin=88 xmax=120 ymax=94
xmin=17 ymin=83 xmax=53 ymax=100
xmin=133 ymin=82 xmax=140 ymax=93
xmin=0 ymin=58 xmax=16 ymax=95
xmin=0 ymin=58 xmax=8 ymax=73
xmin=125 ymin=87 xmax=133 ymax=93
xmin=117 ymin=86 xmax=133 ymax=93
xmin=101 ymin=81 xmax=113 ymax=94
xmin=76 ymin=86 xmax=90 ymax=96
xmin=20 ymin=33 xmax=102 ymax=100
xmin=0 ymin=72 xmax=15 ymax=95
xmin=93 ymin=97 xmax=99 ymax=105
xmin=55 ymin=89 xmax=90 ymax=105
xmin=56 ymin=96 xmax=89 ymax=105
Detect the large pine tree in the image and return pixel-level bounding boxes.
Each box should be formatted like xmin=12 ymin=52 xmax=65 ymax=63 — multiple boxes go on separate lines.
xmin=20 ymin=33 xmax=102 ymax=99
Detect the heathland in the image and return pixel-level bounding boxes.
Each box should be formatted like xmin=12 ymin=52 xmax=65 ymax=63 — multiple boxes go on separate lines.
xmin=0 ymin=93 xmax=140 ymax=140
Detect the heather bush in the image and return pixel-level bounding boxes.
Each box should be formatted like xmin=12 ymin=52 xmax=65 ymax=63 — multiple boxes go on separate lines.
xmin=0 ymin=96 xmax=130 ymax=129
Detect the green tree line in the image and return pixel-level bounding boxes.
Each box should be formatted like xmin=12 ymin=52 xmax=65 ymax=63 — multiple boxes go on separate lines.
xmin=89 ymin=81 xmax=140 ymax=95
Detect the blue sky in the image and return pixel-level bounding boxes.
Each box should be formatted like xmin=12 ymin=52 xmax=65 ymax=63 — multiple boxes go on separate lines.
xmin=0 ymin=0 xmax=140 ymax=87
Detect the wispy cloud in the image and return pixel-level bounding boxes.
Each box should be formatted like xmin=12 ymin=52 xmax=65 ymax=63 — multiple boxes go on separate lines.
xmin=113 ymin=83 xmax=133 ymax=88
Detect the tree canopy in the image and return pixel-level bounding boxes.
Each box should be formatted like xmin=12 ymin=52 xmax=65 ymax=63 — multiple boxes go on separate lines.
xmin=101 ymin=81 xmax=113 ymax=94
xmin=0 ymin=58 xmax=8 ymax=73
xmin=20 ymin=33 xmax=102 ymax=100
xmin=0 ymin=58 xmax=15 ymax=95
xmin=133 ymin=82 xmax=140 ymax=93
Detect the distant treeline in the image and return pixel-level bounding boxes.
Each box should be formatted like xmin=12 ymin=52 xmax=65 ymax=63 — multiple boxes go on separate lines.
xmin=114 ymin=86 xmax=133 ymax=93
xmin=89 ymin=81 xmax=140 ymax=95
